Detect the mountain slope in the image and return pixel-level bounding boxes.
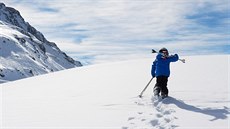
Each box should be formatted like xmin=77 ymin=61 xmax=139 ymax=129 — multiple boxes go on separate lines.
xmin=0 ymin=3 xmax=82 ymax=83
xmin=1 ymin=55 xmax=229 ymax=129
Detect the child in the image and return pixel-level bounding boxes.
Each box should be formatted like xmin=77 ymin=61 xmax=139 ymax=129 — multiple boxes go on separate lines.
xmin=151 ymin=48 xmax=179 ymax=98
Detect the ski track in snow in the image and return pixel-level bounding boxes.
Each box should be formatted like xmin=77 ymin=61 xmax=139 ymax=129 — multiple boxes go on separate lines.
xmin=123 ymin=96 xmax=178 ymax=129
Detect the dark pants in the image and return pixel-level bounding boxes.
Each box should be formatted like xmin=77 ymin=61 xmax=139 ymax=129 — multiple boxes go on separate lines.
xmin=153 ymin=76 xmax=168 ymax=95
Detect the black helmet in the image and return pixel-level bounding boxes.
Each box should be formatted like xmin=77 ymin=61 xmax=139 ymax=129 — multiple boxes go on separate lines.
xmin=159 ymin=48 xmax=169 ymax=56
xmin=159 ymin=47 xmax=168 ymax=53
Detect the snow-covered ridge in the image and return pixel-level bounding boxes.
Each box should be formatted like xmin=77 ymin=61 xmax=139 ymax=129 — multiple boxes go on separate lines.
xmin=0 ymin=3 xmax=82 ymax=83
xmin=0 ymin=3 xmax=47 ymax=43
xmin=1 ymin=55 xmax=229 ymax=129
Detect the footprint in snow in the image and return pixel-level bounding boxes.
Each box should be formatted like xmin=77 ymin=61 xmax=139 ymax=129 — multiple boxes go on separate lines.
xmin=128 ymin=117 xmax=135 ymax=121
xmin=150 ymin=119 xmax=159 ymax=126
xmin=124 ymin=96 xmax=177 ymax=129
xmin=156 ymin=113 xmax=163 ymax=118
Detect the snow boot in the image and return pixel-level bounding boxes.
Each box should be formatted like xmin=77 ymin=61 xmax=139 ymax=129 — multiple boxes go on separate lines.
xmin=161 ymin=93 xmax=168 ymax=99
xmin=153 ymin=87 xmax=160 ymax=97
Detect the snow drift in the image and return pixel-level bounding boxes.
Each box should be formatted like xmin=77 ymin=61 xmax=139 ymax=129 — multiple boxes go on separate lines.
xmin=1 ymin=55 xmax=229 ymax=129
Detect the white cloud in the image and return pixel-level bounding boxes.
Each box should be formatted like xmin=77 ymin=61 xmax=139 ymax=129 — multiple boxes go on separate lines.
xmin=2 ymin=0 xmax=229 ymax=64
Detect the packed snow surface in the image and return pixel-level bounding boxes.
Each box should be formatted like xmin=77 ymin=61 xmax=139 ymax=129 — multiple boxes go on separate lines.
xmin=1 ymin=55 xmax=229 ymax=129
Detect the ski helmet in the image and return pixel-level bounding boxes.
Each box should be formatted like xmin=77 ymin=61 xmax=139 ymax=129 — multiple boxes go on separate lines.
xmin=159 ymin=48 xmax=169 ymax=55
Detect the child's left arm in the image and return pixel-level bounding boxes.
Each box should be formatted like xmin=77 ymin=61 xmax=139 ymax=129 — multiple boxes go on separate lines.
xmin=168 ymin=54 xmax=179 ymax=62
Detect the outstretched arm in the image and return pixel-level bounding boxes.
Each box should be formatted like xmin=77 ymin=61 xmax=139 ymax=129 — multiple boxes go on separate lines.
xmin=168 ymin=54 xmax=179 ymax=62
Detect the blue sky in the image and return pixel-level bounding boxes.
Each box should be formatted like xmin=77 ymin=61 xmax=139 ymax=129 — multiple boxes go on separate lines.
xmin=3 ymin=0 xmax=230 ymax=64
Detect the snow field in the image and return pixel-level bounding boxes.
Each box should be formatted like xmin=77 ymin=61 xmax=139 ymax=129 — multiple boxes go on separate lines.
xmin=1 ymin=55 xmax=229 ymax=129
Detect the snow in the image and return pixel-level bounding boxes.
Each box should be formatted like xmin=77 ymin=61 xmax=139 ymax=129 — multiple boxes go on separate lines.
xmin=1 ymin=4 xmax=82 ymax=83
xmin=0 ymin=21 xmax=81 ymax=83
xmin=1 ymin=55 xmax=229 ymax=129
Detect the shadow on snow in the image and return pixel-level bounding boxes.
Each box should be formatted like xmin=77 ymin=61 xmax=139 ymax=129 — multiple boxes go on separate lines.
xmin=163 ymin=97 xmax=230 ymax=121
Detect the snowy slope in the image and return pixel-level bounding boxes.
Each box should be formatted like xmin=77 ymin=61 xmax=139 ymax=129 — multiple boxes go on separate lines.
xmin=1 ymin=55 xmax=229 ymax=129
xmin=0 ymin=3 xmax=82 ymax=83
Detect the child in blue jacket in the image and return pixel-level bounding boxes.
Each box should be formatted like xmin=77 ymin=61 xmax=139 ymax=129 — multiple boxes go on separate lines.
xmin=151 ymin=48 xmax=179 ymax=98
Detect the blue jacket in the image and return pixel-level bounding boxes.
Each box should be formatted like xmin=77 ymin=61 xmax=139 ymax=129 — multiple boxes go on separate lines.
xmin=151 ymin=53 xmax=179 ymax=77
